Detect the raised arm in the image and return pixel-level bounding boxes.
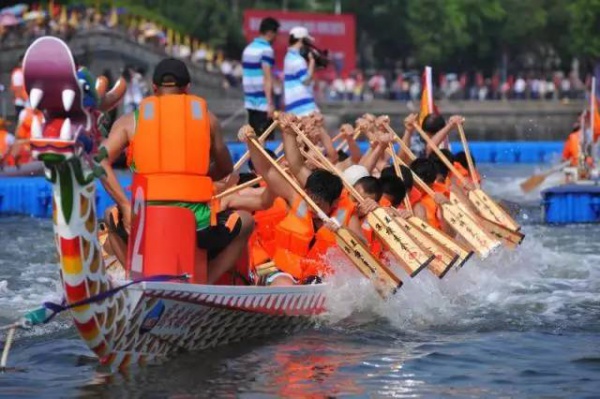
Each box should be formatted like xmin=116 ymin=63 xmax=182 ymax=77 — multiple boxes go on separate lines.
xmin=239 ymin=124 xmax=297 ymax=205
xmin=342 ymin=123 xmax=362 ymax=164
xmin=425 ymin=115 xmax=462 ymax=156
xmin=280 ymin=114 xmax=312 ymax=186
xmin=209 ymin=111 xmax=234 ymax=181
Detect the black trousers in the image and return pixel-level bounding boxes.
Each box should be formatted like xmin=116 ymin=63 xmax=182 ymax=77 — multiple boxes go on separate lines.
xmin=247 ymin=109 xmax=273 ymax=138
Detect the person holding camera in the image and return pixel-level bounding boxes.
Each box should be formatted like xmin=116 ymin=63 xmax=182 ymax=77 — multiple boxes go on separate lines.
xmin=242 ymin=17 xmax=280 ymax=134
xmin=283 ymin=27 xmax=319 ymax=116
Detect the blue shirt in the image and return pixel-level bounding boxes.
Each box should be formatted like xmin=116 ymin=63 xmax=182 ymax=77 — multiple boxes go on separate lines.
xmin=242 ymin=37 xmax=275 ymax=112
xmin=283 ymin=48 xmax=318 ymax=116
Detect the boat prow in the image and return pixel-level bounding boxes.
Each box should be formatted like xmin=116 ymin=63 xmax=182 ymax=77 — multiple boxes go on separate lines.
xmin=100 ymin=280 xmax=327 ymax=370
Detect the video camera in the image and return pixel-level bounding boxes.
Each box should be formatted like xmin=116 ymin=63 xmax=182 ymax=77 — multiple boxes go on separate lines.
xmin=300 ymin=39 xmax=330 ymax=70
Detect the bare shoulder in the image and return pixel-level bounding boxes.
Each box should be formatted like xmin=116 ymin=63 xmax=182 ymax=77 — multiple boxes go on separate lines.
xmin=111 ymin=112 xmax=135 ymax=139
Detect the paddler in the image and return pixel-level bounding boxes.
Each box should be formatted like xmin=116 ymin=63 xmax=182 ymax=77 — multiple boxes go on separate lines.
xmin=99 ymin=58 xmax=254 ymax=284
xmin=453 ymin=151 xmax=481 ymax=185
xmin=562 ymin=122 xmax=583 ymax=167
xmin=0 ymin=118 xmax=15 ymax=168
xmin=9 ymin=107 xmax=43 ymax=166
xmin=239 ymin=113 xmax=366 ymax=286
xmin=410 ymin=158 xmax=452 ymax=234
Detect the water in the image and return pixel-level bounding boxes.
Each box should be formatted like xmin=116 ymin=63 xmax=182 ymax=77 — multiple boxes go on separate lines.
xmin=1 ymin=165 xmax=599 ymax=398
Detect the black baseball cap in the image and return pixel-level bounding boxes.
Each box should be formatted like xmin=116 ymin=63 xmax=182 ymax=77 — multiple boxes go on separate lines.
xmin=152 ymin=58 xmax=191 ymax=87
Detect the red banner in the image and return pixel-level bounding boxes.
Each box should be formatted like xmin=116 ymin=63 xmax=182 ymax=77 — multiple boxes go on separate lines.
xmin=243 ymin=9 xmax=356 ymax=78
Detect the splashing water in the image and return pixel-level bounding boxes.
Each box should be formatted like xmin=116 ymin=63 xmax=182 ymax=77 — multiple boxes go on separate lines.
xmin=0 ymin=164 xmax=599 ymax=397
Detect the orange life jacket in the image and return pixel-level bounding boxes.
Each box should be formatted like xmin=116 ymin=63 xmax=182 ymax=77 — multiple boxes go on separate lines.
xmin=451 ymin=162 xmax=481 ymax=185
xmin=415 ymin=192 xmax=441 ymax=230
xmin=379 ymin=196 xmax=392 ymax=207
xmin=361 ymin=218 xmax=383 ymax=258
xmin=253 ymin=195 xmax=288 ymax=258
xmin=14 ymin=108 xmax=41 ymax=165
xmin=0 ymin=130 xmax=15 ymax=166
xmin=10 ymin=67 xmax=28 ymax=103
xmin=132 ymin=94 xmax=213 ymax=202
xmin=272 ymin=195 xmax=354 ymax=281
xmin=562 ymin=131 xmax=581 ymax=167
xmin=433 ymin=180 xmax=450 ymax=197
xmin=408 ymin=186 xmax=423 ymax=206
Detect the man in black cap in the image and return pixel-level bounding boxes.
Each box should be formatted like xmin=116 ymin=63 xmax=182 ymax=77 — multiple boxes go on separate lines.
xmin=99 ymin=58 xmax=255 ymax=284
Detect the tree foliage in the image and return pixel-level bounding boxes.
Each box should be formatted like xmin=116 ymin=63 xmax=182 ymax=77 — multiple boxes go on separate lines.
xmin=59 ymin=0 xmax=600 ymax=73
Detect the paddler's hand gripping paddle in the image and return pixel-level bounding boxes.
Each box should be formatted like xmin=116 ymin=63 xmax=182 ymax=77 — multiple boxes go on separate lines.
xmin=245 ymin=128 xmax=402 ymax=298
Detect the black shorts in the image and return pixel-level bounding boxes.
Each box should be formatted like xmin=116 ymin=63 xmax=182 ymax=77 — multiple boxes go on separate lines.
xmin=196 ymin=209 xmax=243 ymax=260
xmin=247 ymin=109 xmax=273 ymax=137
xmin=107 ymin=206 xmax=129 ymax=244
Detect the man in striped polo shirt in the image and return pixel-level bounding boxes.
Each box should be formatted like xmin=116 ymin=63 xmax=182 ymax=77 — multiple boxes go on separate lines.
xmin=242 ymin=17 xmax=280 ymax=134
xmin=283 ymin=27 xmax=318 ymax=116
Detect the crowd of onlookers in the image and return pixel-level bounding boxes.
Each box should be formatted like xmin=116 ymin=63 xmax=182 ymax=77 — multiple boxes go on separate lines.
xmin=314 ymin=70 xmax=589 ymax=104
xmin=0 ymin=4 xmax=590 ymax=103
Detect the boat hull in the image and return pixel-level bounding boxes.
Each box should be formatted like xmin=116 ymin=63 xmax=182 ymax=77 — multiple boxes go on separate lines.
xmin=99 ymin=281 xmax=327 ymax=371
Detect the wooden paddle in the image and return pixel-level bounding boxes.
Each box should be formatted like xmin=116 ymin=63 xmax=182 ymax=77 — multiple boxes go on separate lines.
xmin=383 ymin=127 xmax=474 ymax=266
xmin=292 ymin=123 xmax=434 ymax=278
xmin=387 ymin=124 xmax=521 ymax=248
xmin=388 ymin=147 xmax=484 ymax=261
xmin=388 ymin=140 xmax=501 ymax=259
xmin=233 ymin=120 xmax=278 ymax=171
xmin=336 ymin=129 xmax=362 ymax=152
xmin=387 ymin=144 xmax=462 ymax=277
xmin=415 ymin=122 xmax=522 ymax=233
xmin=520 ymin=161 xmax=571 ymax=193
xmin=246 ymin=132 xmax=402 ymax=297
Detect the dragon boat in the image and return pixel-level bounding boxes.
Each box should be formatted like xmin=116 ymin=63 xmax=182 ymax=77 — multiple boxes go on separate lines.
xmin=23 ymin=36 xmax=326 ymax=372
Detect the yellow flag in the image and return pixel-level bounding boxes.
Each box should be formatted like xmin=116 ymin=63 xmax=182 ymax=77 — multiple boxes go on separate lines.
xmin=59 ymin=6 xmax=67 ymax=25
xmin=167 ymin=29 xmax=174 ymax=46
xmin=184 ymin=35 xmax=191 ymax=47
xmin=109 ymin=8 xmax=118 ymax=27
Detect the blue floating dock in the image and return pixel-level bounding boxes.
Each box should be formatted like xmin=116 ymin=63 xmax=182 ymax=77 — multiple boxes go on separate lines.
xmin=542 ymin=184 xmax=600 ymax=224
xmin=0 ymin=140 xmax=566 ymax=219
xmin=0 ymin=175 xmax=132 ymax=218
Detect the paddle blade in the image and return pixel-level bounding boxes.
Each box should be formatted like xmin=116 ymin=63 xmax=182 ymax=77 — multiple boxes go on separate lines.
xmin=397 ymin=217 xmax=458 ymax=279
xmin=336 ymin=227 xmax=402 ymax=298
xmin=520 ymin=174 xmax=546 ymax=193
xmin=407 ymin=216 xmax=474 ymax=268
xmin=441 ymin=203 xmax=501 ymax=259
xmin=478 ymin=217 xmax=524 ymax=249
xmin=367 ymin=208 xmax=434 ymax=277
xmin=468 ymin=189 xmax=521 ymax=232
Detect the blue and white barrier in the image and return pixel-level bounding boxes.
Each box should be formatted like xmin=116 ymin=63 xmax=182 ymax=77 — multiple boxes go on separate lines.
xmin=0 ymin=141 xmax=564 ymax=218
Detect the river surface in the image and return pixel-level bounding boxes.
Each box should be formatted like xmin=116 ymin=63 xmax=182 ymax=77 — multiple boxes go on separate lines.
xmin=0 ymin=165 xmax=599 ymax=398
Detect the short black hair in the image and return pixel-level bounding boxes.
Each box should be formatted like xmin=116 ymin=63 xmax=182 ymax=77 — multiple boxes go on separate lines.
xmin=411 ymin=158 xmax=437 ymax=185
xmin=453 ymin=151 xmax=476 ymax=169
xmin=248 ymin=148 xmax=276 ymax=172
xmin=355 ymin=176 xmax=383 ymax=201
xmin=337 ymin=150 xmax=349 ymax=162
xmin=259 ymin=17 xmax=280 ymax=34
xmin=289 ymin=36 xmax=301 ymax=46
xmin=380 ymin=175 xmax=406 ymax=207
xmin=380 ymin=165 xmax=395 ymax=178
xmin=238 ymin=172 xmax=258 ymax=186
xmin=422 ymin=114 xmax=446 ymax=135
xmin=429 ymin=149 xmax=453 ymax=179
xmin=400 ymin=165 xmax=414 ymax=191
xmin=306 ymin=169 xmax=343 ymax=205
